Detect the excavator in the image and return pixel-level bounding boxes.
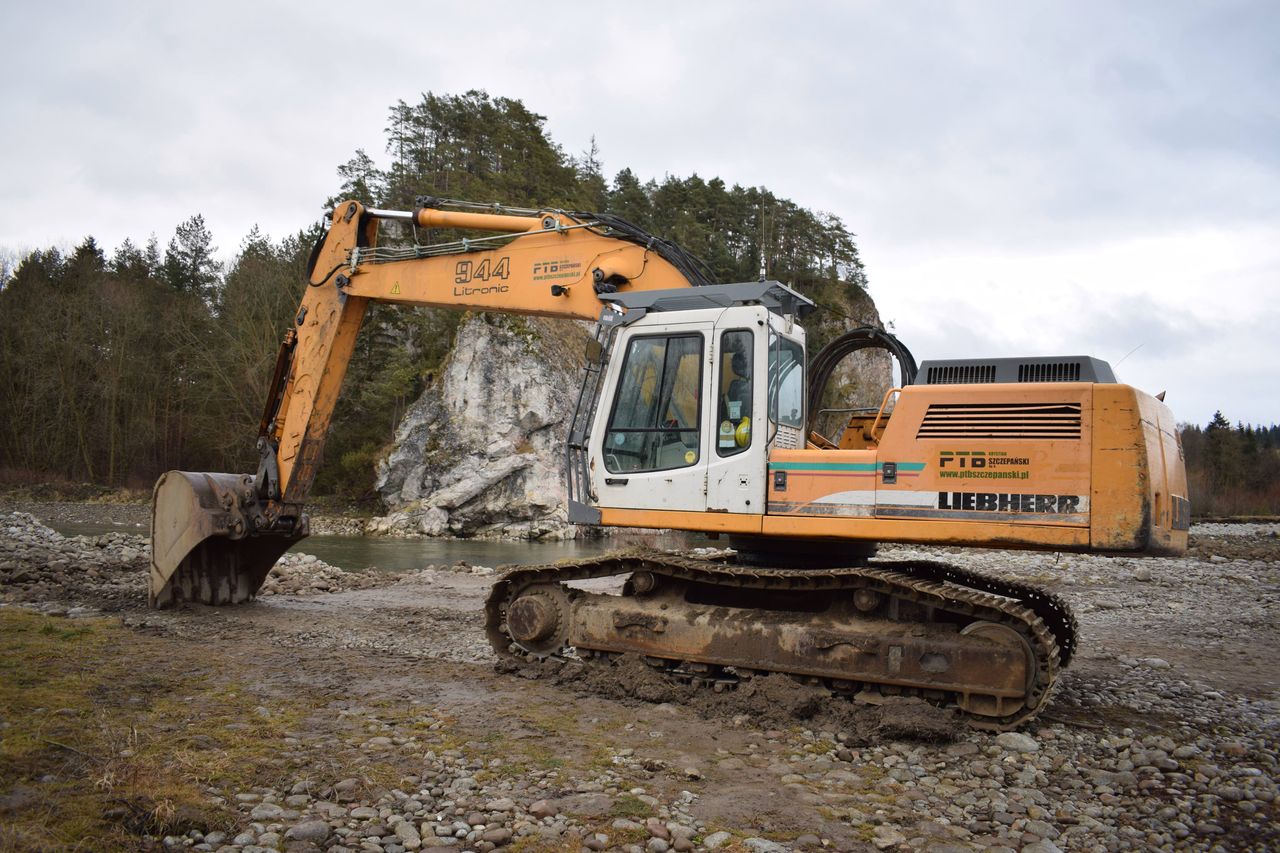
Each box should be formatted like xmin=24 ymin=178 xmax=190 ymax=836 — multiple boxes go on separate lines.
xmin=150 ymin=197 xmax=1189 ymax=730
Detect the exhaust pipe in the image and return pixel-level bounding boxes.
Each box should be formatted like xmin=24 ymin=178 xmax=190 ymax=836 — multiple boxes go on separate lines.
xmin=149 ymin=471 xmax=307 ymax=608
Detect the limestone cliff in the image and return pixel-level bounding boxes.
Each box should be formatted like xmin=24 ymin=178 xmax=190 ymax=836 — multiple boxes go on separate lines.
xmin=373 ymin=313 xmax=592 ymax=539
xmin=373 ymin=284 xmax=891 ymax=539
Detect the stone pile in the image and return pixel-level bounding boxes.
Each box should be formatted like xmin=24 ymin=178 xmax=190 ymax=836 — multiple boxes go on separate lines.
xmin=401 ymin=561 xmax=497 ymax=578
xmin=309 ymin=515 xmax=368 ymax=537
xmin=0 ymin=511 xmax=392 ymax=609
xmin=258 ymin=553 xmax=390 ymax=597
xmin=0 ymin=511 xmax=148 ymax=609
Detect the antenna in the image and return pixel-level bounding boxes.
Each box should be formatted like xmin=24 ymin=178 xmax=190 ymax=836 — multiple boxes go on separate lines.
xmin=1115 ymin=343 xmax=1144 ymax=368
xmin=758 ymin=203 xmax=768 ymax=281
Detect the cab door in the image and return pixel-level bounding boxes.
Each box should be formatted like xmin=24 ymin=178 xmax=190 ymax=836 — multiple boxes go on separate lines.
xmin=705 ymin=307 xmax=769 ymax=513
xmin=591 ymin=318 xmax=713 ymax=512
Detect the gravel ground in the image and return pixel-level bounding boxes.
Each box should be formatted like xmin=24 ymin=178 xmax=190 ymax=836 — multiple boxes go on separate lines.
xmin=1 ymin=507 xmax=1277 ymax=852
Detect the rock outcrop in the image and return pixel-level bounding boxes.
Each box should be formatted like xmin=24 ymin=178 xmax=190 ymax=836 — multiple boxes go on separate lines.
xmin=374 ymin=313 xmax=592 ymax=539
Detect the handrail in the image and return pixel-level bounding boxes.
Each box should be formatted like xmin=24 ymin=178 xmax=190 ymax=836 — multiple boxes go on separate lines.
xmin=865 ymin=388 xmax=902 ymax=445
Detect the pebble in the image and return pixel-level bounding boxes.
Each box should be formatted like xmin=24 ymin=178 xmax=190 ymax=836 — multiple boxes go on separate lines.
xmin=481 ymin=827 xmax=511 ymax=844
xmin=871 ymin=826 xmax=906 ymax=849
xmin=248 ymin=803 xmax=284 ymax=820
xmin=1021 ymin=842 xmax=1063 ymax=853
xmin=995 ymin=732 xmax=1040 ymax=753
xmin=285 ymin=820 xmax=330 ymax=842
xmin=395 ymin=821 xmax=421 ymax=845
xmin=703 ymin=831 xmax=733 ymax=849
xmin=528 ymin=799 xmax=557 ymax=819
xmin=744 ymin=839 xmax=789 ymax=853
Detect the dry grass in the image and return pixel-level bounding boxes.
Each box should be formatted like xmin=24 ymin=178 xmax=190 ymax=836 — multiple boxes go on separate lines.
xmin=608 ymin=793 xmax=653 ymax=819
xmin=0 ymin=611 xmax=308 ymax=851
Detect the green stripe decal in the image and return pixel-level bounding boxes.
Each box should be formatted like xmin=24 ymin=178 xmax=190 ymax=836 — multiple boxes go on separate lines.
xmin=769 ymin=461 xmax=926 ymax=472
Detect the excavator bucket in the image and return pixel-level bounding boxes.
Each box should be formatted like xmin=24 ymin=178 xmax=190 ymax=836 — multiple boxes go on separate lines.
xmin=149 ymin=471 xmax=305 ymax=608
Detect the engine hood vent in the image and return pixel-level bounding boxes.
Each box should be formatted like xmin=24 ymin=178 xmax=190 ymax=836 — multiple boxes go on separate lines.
xmin=916 ymin=356 xmax=1115 ymax=385
xmin=917 ymin=402 xmax=1083 ymax=440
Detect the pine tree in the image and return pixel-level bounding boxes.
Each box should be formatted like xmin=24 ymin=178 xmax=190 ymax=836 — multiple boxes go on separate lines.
xmin=607 ymin=169 xmax=654 ymax=229
xmin=163 ymin=214 xmax=221 ymax=299
xmin=571 ymin=137 xmax=608 ymax=211
xmin=332 ymin=149 xmax=384 ymax=207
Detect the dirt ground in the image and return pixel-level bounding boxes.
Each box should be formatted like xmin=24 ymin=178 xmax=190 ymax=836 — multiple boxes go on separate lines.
xmin=2 ymin=506 xmax=1278 ymax=852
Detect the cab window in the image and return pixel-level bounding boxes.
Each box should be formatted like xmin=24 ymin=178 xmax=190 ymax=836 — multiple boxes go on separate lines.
xmin=768 ymin=332 xmax=805 ymax=428
xmin=717 ymin=330 xmax=753 ymax=457
xmin=605 ymin=334 xmax=704 ymax=473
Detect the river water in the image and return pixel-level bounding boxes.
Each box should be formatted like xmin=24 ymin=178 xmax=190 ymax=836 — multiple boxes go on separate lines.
xmin=49 ymin=518 xmax=708 ymax=573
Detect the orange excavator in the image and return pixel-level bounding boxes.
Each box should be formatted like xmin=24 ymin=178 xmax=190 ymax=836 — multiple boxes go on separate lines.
xmin=151 ymin=198 xmax=1189 ymax=729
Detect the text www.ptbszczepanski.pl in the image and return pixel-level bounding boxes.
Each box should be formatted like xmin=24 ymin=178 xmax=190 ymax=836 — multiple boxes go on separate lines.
xmin=939 ymin=470 xmax=1029 ymax=480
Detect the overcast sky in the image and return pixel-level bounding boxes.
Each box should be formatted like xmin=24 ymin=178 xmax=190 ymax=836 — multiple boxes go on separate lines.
xmin=2 ymin=1 xmax=1276 ymax=425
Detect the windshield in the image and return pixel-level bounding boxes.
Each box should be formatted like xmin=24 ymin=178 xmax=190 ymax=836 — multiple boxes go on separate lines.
xmin=768 ymin=332 xmax=804 ymax=429
xmin=604 ymin=333 xmax=704 ymax=473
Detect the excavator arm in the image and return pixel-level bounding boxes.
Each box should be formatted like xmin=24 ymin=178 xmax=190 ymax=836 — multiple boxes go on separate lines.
xmin=150 ymin=199 xmax=705 ymax=607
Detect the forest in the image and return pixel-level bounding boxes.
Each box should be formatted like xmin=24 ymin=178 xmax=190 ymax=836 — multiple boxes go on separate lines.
xmin=0 ymin=91 xmax=1274 ymax=518
xmin=0 ymin=91 xmax=870 ymax=499
xmin=1180 ymin=415 xmax=1280 ymax=517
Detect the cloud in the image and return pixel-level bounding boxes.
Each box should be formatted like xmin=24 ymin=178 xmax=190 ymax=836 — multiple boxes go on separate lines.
xmin=0 ymin=0 xmax=1276 ymax=424
xmin=872 ymin=223 xmax=1280 ymax=423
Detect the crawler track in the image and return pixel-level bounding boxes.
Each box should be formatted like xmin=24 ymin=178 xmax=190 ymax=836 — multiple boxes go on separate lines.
xmin=485 ymin=550 xmax=1077 ymax=730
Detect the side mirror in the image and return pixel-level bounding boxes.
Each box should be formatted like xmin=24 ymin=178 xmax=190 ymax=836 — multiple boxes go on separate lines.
xmin=584 ymin=339 xmax=604 ymax=363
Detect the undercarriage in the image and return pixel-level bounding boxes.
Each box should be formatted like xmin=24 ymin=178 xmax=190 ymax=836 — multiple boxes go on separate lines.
xmin=485 ymin=551 xmax=1077 ymax=731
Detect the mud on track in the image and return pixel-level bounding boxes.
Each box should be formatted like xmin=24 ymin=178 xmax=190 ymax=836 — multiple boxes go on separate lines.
xmin=505 ymin=654 xmax=960 ymax=746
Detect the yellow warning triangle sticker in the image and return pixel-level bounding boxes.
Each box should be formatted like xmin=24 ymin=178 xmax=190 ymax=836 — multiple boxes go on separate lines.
xmin=391 ymin=281 xmax=401 ymax=295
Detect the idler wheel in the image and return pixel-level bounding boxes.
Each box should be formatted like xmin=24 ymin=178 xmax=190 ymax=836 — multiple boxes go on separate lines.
xmin=509 ymin=596 xmax=556 ymax=642
xmin=503 ymin=583 xmax=571 ymax=657
xmin=956 ymin=620 xmax=1038 ymax=719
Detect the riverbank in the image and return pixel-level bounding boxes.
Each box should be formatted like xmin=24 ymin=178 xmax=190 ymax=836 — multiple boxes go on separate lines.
xmin=1 ymin=508 xmax=1278 ymax=851
xmin=0 ymin=498 xmax=620 ymax=544
xmin=0 ymin=501 xmax=692 ymax=576
xmin=0 ymin=498 xmax=374 ymax=539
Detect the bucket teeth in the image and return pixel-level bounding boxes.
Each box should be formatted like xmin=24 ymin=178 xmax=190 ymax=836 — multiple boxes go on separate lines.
xmin=149 ymin=471 xmax=305 ymax=608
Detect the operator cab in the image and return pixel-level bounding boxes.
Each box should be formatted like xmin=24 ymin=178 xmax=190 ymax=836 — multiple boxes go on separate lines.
xmin=577 ymin=282 xmax=811 ymax=517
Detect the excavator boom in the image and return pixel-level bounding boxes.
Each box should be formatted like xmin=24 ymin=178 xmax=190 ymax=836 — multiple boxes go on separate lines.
xmin=150 ymin=199 xmax=708 ymax=607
